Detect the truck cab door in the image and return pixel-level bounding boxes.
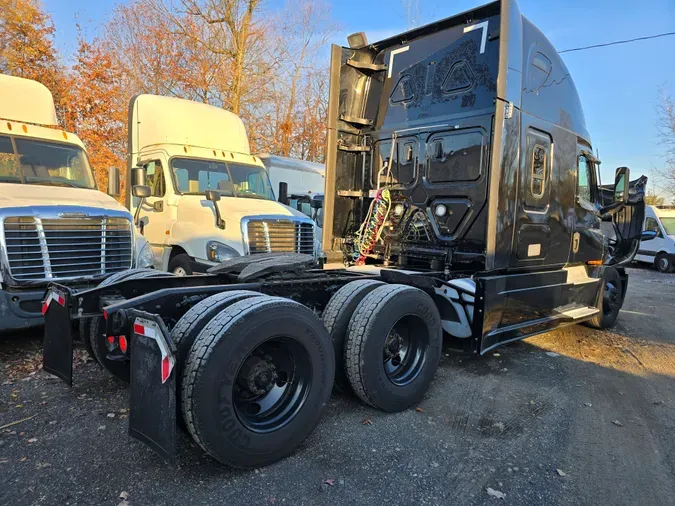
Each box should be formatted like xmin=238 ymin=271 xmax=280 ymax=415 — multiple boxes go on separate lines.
xmin=607 ymin=171 xmax=647 ymax=265
xmin=136 ymin=160 xmax=168 ymax=247
xmin=571 ymin=151 xmax=604 ymax=264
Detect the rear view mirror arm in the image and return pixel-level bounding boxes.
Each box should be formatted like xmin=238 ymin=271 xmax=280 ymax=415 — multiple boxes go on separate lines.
xmin=213 ymin=201 xmax=225 ymax=229
xmin=205 ymin=190 xmax=225 ymax=229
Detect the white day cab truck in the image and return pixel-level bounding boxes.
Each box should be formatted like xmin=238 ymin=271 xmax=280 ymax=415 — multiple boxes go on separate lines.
xmin=635 ymin=205 xmax=675 ymax=272
xmin=0 ymin=74 xmax=154 ymax=333
xmin=119 ymin=95 xmax=319 ymax=276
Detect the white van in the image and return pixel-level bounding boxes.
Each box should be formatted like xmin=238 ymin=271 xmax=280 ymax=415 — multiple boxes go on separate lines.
xmin=126 ymin=95 xmax=318 ymax=275
xmin=0 ymin=75 xmax=154 ymax=331
xmin=635 ymin=205 xmax=675 ymax=273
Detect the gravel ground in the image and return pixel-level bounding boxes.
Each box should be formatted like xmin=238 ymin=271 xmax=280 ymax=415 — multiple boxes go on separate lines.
xmin=1 ymin=266 xmax=674 ymax=506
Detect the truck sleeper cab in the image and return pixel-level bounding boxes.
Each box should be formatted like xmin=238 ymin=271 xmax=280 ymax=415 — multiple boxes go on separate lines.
xmin=127 ymin=95 xmax=319 ymax=276
xmin=42 ymin=0 xmax=646 ymax=470
xmin=0 ymin=74 xmax=153 ymax=332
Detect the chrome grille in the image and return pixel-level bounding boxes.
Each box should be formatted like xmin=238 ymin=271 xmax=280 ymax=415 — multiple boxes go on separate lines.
xmin=3 ymin=216 xmax=132 ymax=281
xmin=246 ymin=220 xmax=314 ymax=255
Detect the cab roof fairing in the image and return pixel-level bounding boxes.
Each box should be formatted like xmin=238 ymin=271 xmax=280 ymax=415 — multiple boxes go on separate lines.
xmin=365 ymin=0 xmax=590 ymax=146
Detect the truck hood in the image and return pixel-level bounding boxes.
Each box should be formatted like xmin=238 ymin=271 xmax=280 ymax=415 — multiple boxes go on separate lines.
xmin=0 ymin=184 xmax=129 ymax=214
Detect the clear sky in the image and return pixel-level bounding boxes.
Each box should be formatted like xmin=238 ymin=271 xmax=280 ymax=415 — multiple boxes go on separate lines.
xmin=44 ymin=0 xmax=675 ymax=195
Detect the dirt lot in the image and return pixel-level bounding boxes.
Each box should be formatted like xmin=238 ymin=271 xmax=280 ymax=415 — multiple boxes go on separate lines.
xmin=1 ymin=266 xmax=674 ymax=506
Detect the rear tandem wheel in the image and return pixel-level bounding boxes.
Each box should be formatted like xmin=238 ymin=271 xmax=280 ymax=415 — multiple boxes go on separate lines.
xmin=181 ymin=296 xmax=335 ymax=468
xmin=344 ymin=284 xmax=443 ymax=412
xmin=322 ymin=279 xmax=385 ymax=392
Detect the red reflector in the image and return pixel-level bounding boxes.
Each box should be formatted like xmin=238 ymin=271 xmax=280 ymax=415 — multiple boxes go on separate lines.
xmin=107 ymin=335 xmax=115 ymax=344
xmin=119 ymin=335 xmax=128 ymax=353
xmin=133 ymin=323 xmax=144 ymax=335
xmin=161 ymin=356 xmax=171 ymax=383
xmin=41 ymin=302 xmax=48 ymax=315
xmin=103 ymin=310 xmax=108 ymax=320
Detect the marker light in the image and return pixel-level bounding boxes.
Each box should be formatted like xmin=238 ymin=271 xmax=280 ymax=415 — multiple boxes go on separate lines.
xmin=435 ymin=204 xmax=447 ymax=217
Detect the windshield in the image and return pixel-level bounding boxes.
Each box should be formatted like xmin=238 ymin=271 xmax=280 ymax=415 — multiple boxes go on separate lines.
xmin=0 ymin=135 xmax=95 ymax=189
xmin=661 ymin=217 xmax=675 ymax=236
xmin=171 ymin=158 xmax=275 ymax=200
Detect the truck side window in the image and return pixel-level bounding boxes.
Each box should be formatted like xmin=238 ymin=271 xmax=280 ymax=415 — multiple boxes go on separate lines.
xmin=577 ymin=155 xmax=592 ymax=202
xmin=0 ymin=136 xmax=19 ymax=182
xmin=645 ymin=217 xmax=662 ymax=237
xmin=530 ymin=145 xmax=546 ymax=198
xmin=145 ymin=161 xmax=166 ymax=197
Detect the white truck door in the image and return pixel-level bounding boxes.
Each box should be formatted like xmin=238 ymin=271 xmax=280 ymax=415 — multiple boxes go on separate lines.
xmin=137 ymin=160 xmax=170 ymax=248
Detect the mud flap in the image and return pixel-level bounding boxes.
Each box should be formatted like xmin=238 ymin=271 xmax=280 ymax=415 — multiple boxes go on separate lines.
xmin=42 ymin=284 xmax=74 ymax=386
xmin=128 ymin=310 xmax=177 ymax=465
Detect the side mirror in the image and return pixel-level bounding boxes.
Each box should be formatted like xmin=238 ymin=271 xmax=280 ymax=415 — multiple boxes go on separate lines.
xmin=641 ymin=230 xmax=657 ymax=242
xmin=205 ymin=189 xmax=221 ymax=202
xmin=310 ymin=197 xmax=323 ymax=209
xmin=107 ymin=167 xmax=121 ymax=197
xmin=205 ymin=190 xmax=225 ymax=229
xmin=614 ymin=167 xmax=629 ymax=204
xmin=278 ymin=182 xmax=288 ymax=205
xmin=131 ymin=167 xmax=146 ymax=187
xmin=132 ymin=185 xmax=151 ymax=198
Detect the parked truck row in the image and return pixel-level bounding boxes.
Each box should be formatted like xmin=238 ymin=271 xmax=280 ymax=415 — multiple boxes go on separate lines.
xmin=0 ymin=78 xmax=327 ymax=333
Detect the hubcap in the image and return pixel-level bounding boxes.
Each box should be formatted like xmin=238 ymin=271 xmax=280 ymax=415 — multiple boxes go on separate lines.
xmin=659 ymin=257 xmax=669 ymax=271
xmin=233 ymin=337 xmax=311 ymax=433
xmin=383 ymin=314 xmax=429 ymax=386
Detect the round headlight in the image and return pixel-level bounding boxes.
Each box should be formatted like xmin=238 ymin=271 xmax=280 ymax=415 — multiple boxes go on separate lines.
xmin=435 ymin=204 xmax=447 ymax=217
xmin=394 ymin=204 xmax=405 ymax=216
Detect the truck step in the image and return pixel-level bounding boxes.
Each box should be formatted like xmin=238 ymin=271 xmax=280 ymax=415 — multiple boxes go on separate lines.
xmin=556 ymin=305 xmax=599 ymax=321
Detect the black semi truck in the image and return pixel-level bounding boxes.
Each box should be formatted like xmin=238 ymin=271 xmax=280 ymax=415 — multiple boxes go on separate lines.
xmin=42 ymin=0 xmax=650 ymax=468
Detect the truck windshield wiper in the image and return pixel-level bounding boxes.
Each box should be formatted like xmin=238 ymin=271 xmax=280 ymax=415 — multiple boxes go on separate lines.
xmin=237 ymin=193 xmax=267 ymax=200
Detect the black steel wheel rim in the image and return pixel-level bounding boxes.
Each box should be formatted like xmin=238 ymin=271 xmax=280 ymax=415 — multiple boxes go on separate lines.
xmin=233 ymin=337 xmax=312 ymax=433
xmin=603 ymin=281 xmax=620 ymax=316
xmin=383 ymin=314 xmax=429 ymax=386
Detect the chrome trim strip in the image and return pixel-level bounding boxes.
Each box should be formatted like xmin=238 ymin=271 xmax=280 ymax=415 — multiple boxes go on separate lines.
xmin=35 ymin=217 xmax=52 ymax=279
xmin=101 ymin=217 xmax=107 ymax=275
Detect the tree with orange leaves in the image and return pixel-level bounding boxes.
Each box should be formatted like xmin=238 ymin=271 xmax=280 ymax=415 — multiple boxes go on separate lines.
xmin=63 ymin=37 xmax=128 ymax=198
xmin=0 ymin=0 xmax=68 ymax=120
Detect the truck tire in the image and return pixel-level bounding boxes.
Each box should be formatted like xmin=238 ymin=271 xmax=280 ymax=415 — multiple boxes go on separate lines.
xmin=344 ymin=284 xmax=442 ymax=412
xmin=79 ymin=268 xmax=160 ymax=362
xmin=585 ymin=267 xmax=623 ymax=329
xmin=655 ymin=253 xmax=674 ymax=273
xmin=168 ymin=254 xmax=193 ymax=276
xmin=181 ymin=296 xmax=335 ymax=468
xmin=89 ymin=269 xmax=172 ymax=381
xmin=171 ymin=289 xmax=264 ymax=424
xmin=322 ymin=279 xmax=385 ymax=392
